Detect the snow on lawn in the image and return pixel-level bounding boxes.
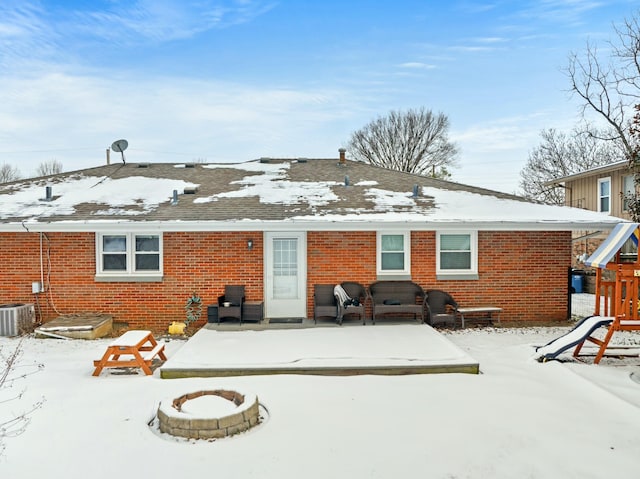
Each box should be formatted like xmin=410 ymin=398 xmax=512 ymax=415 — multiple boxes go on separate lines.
xmin=1 ymin=326 xmax=640 ymax=479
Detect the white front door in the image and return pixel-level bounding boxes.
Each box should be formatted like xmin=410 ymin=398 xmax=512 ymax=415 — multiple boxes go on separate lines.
xmin=264 ymin=232 xmax=307 ymax=319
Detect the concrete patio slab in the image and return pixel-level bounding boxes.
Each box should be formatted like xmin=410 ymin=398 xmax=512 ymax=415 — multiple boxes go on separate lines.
xmin=159 ymin=323 xmax=479 ymax=378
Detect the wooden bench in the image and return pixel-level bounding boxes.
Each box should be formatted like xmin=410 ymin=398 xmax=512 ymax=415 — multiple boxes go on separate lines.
xmin=93 ymin=330 xmax=166 ymax=376
xmin=457 ymin=307 xmax=502 ymax=328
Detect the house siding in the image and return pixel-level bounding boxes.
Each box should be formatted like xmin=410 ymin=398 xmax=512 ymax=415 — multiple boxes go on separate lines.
xmin=561 ymin=164 xmax=633 ymax=269
xmin=565 ymin=168 xmax=633 ymax=220
xmin=0 ymin=230 xmax=570 ymax=331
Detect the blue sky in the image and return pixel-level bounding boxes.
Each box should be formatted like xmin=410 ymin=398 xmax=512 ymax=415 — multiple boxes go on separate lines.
xmin=0 ymin=0 xmax=637 ymax=193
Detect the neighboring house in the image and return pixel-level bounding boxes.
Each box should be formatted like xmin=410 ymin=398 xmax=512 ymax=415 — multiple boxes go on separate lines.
xmin=545 ymin=160 xmax=636 ymax=267
xmin=0 ymin=152 xmax=623 ymax=330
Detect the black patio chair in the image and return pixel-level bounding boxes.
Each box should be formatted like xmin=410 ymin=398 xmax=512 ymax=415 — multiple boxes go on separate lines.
xmin=314 ymin=284 xmax=338 ymax=323
xmin=425 ymin=289 xmax=459 ymax=327
xmin=218 ymin=285 xmax=245 ymax=323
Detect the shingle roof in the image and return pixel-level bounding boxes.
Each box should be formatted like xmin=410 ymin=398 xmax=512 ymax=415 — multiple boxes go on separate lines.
xmin=0 ymin=158 xmax=625 ymax=231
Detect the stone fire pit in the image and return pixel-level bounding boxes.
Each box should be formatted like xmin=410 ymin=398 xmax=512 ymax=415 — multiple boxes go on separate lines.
xmin=157 ymin=389 xmax=260 ymax=439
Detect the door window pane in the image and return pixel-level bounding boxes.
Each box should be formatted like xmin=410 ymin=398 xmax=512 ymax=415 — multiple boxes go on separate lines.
xmin=273 ymin=238 xmax=298 ymax=299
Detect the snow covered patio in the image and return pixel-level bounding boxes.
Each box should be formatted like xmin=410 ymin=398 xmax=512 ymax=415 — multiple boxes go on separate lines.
xmin=159 ymin=323 xmax=479 ymax=378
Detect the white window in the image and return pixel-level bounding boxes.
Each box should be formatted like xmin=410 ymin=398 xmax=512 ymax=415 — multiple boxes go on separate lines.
xmin=96 ymin=233 xmax=162 ymax=280
xmin=598 ymin=177 xmax=611 ymax=213
xmin=623 ymin=175 xmax=635 ymax=212
xmin=436 ymin=231 xmax=477 ymax=277
xmin=377 ymin=232 xmax=411 ymax=276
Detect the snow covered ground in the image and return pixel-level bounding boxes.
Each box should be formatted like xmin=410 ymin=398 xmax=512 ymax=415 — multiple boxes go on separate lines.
xmin=1 ymin=325 xmax=639 ymax=479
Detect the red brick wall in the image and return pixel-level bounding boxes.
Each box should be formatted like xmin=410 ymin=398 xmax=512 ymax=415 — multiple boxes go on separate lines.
xmin=0 ymin=231 xmax=263 ymax=332
xmin=308 ymin=230 xmax=571 ymax=323
xmin=0 ymin=229 xmax=570 ymax=331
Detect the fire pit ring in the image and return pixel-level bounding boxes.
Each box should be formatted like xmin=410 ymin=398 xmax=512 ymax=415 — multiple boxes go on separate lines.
xmin=157 ymin=389 xmax=260 ymax=439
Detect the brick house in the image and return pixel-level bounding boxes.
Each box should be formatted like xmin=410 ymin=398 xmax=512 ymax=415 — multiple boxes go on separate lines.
xmin=545 ymin=160 xmax=635 ymax=268
xmin=0 ymin=153 xmax=622 ymax=330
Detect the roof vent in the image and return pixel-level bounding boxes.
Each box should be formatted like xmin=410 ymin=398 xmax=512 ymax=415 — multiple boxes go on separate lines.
xmin=171 ymin=190 xmax=178 ymax=205
xmin=185 ymin=163 xmax=196 ymax=168
xmin=40 ymin=186 xmax=53 ymax=202
xmin=137 ymin=162 xmax=150 ymax=168
xmin=412 ymin=185 xmax=420 ymax=197
xmin=184 ymin=186 xmax=198 ymax=195
xmin=259 ymin=157 xmax=271 ymax=164
xmin=297 ymin=158 xmax=308 ymax=163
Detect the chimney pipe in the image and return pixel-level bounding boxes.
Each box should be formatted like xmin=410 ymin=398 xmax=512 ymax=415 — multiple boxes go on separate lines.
xmin=338 ymin=148 xmax=346 ymax=165
xmin=45 ymin=186 xmax=52 ymax=201
xmin=106 ymin=148 xmax=110 ymax=165
xmin=171 ymin=189 xmax=178 ymax=205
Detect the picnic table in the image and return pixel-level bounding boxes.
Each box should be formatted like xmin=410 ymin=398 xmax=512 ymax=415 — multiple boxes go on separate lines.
xmin=457 ymin=307 xmax=502 ymax=328
xmin=92 ymin=330 xmax=166 ymax=376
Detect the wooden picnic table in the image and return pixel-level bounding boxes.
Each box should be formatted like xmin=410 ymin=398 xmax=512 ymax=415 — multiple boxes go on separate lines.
xmin=92 ymin=330 xmax=166 ymax=376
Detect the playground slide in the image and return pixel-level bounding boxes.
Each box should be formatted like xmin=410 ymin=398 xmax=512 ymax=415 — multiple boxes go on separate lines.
xmin=534 ymin=316 xmax=613 ymax=362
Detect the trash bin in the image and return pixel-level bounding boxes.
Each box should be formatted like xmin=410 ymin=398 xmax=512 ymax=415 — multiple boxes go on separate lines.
xmin=571 ymin=270 xmax=585 ymax=293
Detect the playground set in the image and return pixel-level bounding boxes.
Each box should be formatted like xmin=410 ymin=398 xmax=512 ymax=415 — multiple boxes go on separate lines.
xmin=536 ymin=222 xmax=640 ymax=363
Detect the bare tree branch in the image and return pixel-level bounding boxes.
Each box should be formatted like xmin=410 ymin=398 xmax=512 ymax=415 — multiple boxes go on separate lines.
xmin=519 ymin=127 xmax=623 ymax=204
xmin=35 ymin=160 xmax=63 ymax=177
xmin=347 ymin=107 xmax=458 ymax=178
xmin=0 ymin=164 xmax=21 ymax=183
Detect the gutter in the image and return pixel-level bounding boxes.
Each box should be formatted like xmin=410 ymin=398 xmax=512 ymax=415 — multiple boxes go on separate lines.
xmin=0 ymin=219 xmax=625 ymax=233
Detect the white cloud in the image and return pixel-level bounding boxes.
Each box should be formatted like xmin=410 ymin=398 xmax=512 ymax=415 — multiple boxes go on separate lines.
xmin=398 ymin=62 xmax=437 ymax=70
xmin=0 ymin=71 xmax=354 ymax=173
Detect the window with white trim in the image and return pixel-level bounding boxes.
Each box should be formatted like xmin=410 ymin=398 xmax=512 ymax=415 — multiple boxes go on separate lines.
xmin=96 ymin=233 xmax=162 ymax=278
xmin=597 ymin=177 xmax=611 ymax=213
xmin=623 ymin=175 xmax=635 ymax=212
xmin=436 ymin=231 xmax=477 ymax=276
xmin=377 ymin=232 xmax=410 ymax=276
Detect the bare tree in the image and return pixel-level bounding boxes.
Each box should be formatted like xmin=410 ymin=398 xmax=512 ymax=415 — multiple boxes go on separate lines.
xmin=623 ymin=104 xmax=640 ymax=221
xmin=35 ymin=159 xmax=63 ymax=177
xmin=519 ymin=127 xmax=623 ymax=205
xmin=0 ymin=164 xmax=21 ymax=183
xmin=565 ymin=12 xmax=640 ymax=158
xmin=0 ymin=339 xmax=45 ymax=457
xmin=347 ymin=107 xmax=458 ymax=178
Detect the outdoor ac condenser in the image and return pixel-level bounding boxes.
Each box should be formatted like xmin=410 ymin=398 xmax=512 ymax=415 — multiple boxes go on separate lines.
xmin=0 ymin=303 xmax=35 ymax=336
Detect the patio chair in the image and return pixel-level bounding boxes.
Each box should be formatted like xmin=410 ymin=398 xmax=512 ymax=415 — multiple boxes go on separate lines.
xmin=314 ymin=284 xmax=338 ymax=323
xmin=338 ymin=281 xmax=368 ymax=325
xmin=218 ymin=285 xmax=245 ymax=323
xmin=425 ymin=289 xmax=459 ymax=327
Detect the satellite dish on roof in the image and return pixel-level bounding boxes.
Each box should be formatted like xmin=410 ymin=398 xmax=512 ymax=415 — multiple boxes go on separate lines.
xmin=111 ymin=139 xmax=128 ymax=164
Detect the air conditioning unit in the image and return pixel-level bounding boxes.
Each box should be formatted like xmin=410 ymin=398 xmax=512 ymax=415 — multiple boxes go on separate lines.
xmin=0 ymin=303 xmax=35 ymax=336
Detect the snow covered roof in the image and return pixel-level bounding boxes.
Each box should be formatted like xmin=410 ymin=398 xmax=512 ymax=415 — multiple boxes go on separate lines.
xmin=0 ymin=158 xmax=626 ymax=232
